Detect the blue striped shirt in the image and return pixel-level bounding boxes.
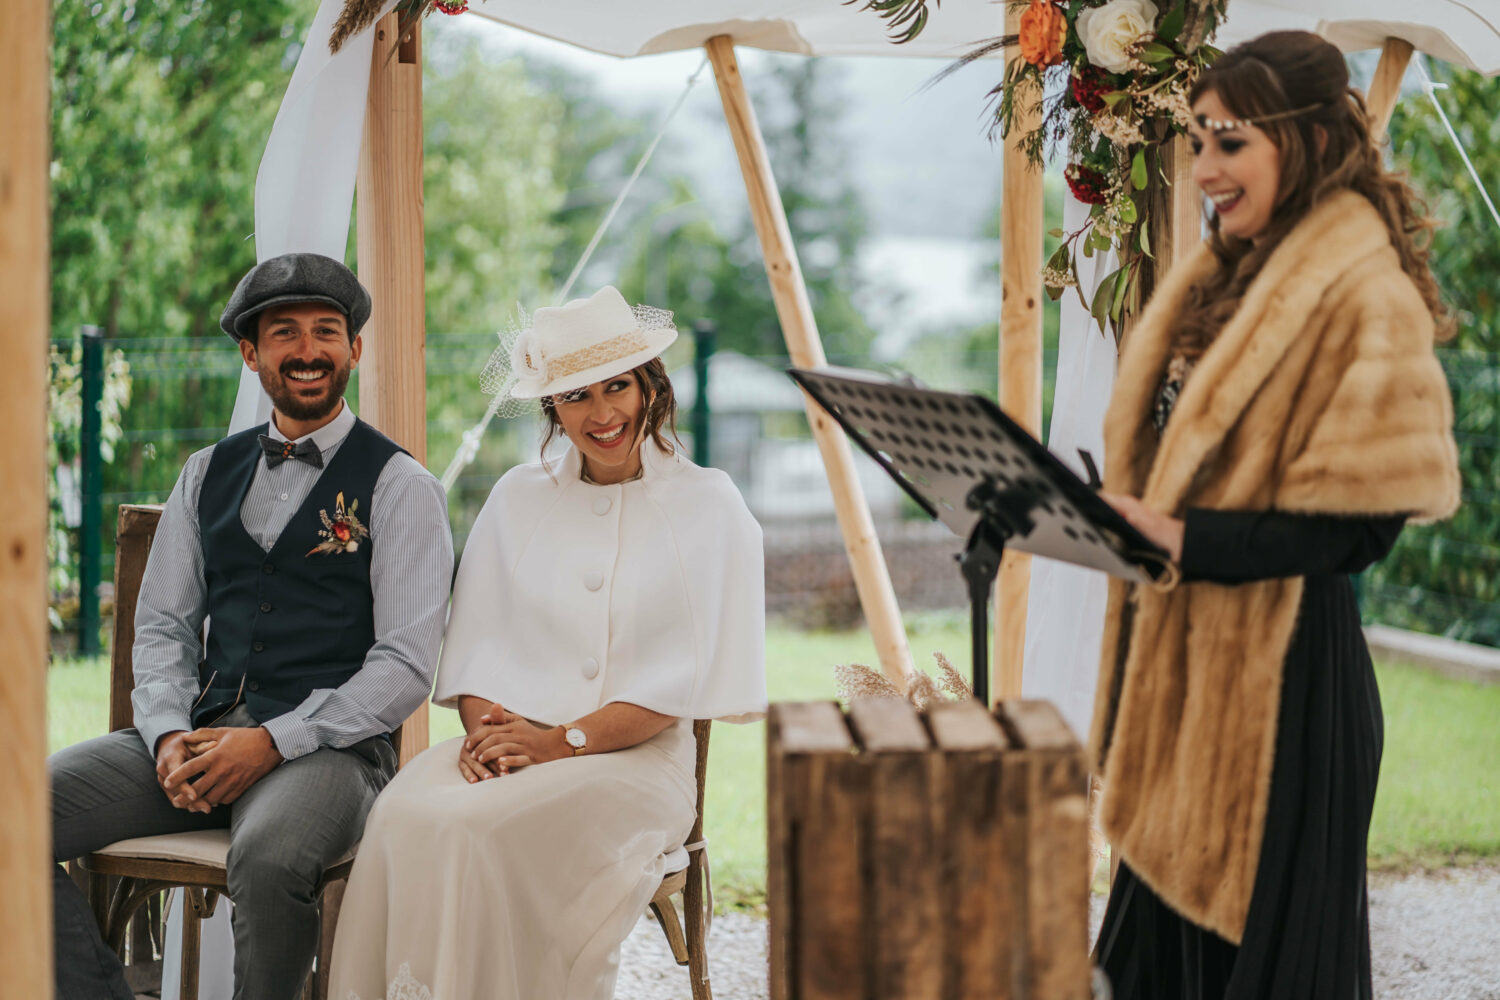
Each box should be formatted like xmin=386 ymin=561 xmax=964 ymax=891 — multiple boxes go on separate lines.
xmin=131 ymin=402 xmax=454 ymax=761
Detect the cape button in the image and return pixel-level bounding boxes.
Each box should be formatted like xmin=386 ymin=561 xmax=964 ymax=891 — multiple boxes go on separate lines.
xmin=593 ymin=495 xmax=612 ymax=516
xmin=582 ymin=657 xmax=600 ymax=680
xmin=584 ymin=571 xmax=604 ymax=592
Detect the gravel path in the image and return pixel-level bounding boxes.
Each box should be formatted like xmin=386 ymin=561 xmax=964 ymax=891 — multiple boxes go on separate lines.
xmin=618 ymin=865 xmax=1500 ymax=999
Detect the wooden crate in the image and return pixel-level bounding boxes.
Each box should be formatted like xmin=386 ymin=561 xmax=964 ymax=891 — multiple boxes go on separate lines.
xmin=767 ymin=697 xmax=1090 ymax=1000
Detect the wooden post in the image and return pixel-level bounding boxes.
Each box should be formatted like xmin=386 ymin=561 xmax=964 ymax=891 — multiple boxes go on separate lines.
xmin=705 ymin=35 xmax=914 ymax=688
xmin=0 ymin=0 xmax=53 ymax=992
xmin=1366 ymin=38 xmax=1416 ymax=141
xmin=357 ymin=15 xmax=429 ymax=764
xmin=995 ymin=3 xmax=1046 ymax=703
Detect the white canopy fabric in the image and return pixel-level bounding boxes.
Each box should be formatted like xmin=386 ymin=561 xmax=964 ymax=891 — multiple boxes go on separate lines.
xmin=465 ymin=0 xmax=1500 ymax=74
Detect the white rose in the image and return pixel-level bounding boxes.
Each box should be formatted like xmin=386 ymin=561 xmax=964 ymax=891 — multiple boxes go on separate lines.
xmin=1076 ymin=0 xmax=1160 ymax=75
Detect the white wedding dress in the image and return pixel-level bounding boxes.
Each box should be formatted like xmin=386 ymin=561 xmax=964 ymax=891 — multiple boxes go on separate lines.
xmin=329 ymin=724 xmax=696 ymax=1000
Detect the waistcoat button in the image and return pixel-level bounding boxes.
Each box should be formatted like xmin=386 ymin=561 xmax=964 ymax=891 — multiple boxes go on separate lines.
xmin=262 ymin=564 xmax=275 ymax=575
xmin=248 ymin=681 xmax=260 ymax=692
xmin=252 ymin=641 xmax=265 ymax=652
xmin=584 ymin=571 xmax=604 ymax=592
xmin=582 ymin=657 xmax=600 ymax=680
xmin=593 ymin=496 xmax=612 ymax=516
xmin=259 ymin=602 xmax=272 ymax=613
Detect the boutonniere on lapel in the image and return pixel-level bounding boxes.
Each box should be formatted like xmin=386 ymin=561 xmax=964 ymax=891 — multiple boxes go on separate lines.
xmin=307 ymin=491 xmax=369 ymax=556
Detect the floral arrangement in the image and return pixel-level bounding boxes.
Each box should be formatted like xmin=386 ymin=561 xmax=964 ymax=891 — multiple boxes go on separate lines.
xmin=855 ymin=0 xmax=1227 ymax=331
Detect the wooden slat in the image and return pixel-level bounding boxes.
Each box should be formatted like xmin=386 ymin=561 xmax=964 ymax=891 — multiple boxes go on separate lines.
xmin=768 ymin=702 xmax=862 ymax=1000
xmin=111 ymin=505 xmax=164 ymax=733
xmin=995 ymin=1 xmax=1046 ymax=703
xmin=997 ymin=701 xmax=1090 ymax=999
xmin=1367 ymin=38 xmax=1416 ymax=142
xmin=928 ymin=701 xmax=1013 ymax=999
xmin=847 ymin=699 xmax=941 ymax=1000
xmin=357 ymin=14 xmax=429 ymax=765
xmin=705 ymin=35 xmax=914 ymax=691
xmin=0 ymin=0 xmax=54 ymax=989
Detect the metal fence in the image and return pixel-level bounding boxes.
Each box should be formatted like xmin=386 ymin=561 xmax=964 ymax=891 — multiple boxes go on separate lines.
xmin=50 ymin=331 xmax=1500 ymax=649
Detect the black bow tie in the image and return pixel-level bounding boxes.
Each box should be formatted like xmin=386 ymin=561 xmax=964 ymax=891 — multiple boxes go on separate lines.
xmin=259 ymin=434 xmax=324 ymax=469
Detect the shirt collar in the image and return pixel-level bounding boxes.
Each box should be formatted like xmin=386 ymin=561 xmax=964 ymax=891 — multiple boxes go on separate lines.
xmin=265 ymin=400 xmax=356 ymax=453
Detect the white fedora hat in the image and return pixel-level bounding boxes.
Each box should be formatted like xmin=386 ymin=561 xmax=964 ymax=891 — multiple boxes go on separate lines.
xmin=505 ymin=286 xmax=677 ymax=401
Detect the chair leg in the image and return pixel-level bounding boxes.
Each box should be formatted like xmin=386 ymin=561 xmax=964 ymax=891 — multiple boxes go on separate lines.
xmin=310 ymin=878 xmax=347 ymax=1000
xmin=180 ymin=890 xmax=204 ymax=1000
xmin=683 ymin=862 xmax=712 ymax=1000
xmin=649 ymin=893 xmax=691 ymax=966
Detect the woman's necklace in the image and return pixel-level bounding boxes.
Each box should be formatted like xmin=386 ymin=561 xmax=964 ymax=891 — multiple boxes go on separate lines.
xmin=1153 ymin=354 xmax=1195 ymax=437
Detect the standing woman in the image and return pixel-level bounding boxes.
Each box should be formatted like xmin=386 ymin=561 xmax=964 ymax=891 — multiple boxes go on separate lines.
xmin=329 ymin=286 xmax=767 ymax=1000
xmin=1091 ymin=32 xmax=1460 ymax=999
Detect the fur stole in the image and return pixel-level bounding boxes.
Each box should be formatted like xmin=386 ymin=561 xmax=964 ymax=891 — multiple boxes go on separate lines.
xmin=1088 ymin=190 xmax=1459 ymax=943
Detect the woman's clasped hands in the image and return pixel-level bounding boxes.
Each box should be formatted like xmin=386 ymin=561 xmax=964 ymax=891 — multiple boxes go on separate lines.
xmin=458 ymin=702 xmax=571 ymax=783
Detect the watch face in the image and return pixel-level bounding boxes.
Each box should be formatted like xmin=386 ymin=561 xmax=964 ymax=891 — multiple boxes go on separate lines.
xmin=565 ymin=727 xmax=587 ymax=749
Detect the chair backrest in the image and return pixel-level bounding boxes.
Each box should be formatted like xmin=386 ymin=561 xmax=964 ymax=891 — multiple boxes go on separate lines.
xmin=108 ymin=504 xmax=423 ymax=759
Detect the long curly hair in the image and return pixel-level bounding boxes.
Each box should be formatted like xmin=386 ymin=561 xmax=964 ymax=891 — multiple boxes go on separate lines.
xmin=1173 ymin=31 xmax=1452 ymax=359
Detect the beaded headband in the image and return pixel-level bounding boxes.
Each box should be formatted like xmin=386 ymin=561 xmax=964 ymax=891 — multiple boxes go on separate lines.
xmin=1194 ymin=102 xmax=1327 ymax=133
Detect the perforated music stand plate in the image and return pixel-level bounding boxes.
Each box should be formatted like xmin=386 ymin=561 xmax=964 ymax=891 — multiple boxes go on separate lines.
xmin=789 ymin=366 xmax=1166 ymax=584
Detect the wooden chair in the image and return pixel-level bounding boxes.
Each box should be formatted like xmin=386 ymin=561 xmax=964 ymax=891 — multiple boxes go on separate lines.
xmin=648 ymin=718 xmax=715 ymax=1000
xmin=75 ymin=504 xmax=392 ymax=1000
xmin=79 ymin=503 xmax=717 ymax=999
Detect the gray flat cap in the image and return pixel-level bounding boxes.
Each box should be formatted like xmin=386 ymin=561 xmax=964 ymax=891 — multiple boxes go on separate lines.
xmin=220 ymin=253 xmax=372 ymax=341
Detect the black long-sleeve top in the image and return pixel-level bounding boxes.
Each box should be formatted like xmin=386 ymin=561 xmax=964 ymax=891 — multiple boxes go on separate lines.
xmin=1179 ymin=510 xmax=1405 ymax=585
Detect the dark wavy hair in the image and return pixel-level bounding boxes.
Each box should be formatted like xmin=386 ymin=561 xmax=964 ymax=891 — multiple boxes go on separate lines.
xmin=538 ymin=356 xmax=680 ymax=463
xmin=1174 ymin=31 xmax=1452 ymax=359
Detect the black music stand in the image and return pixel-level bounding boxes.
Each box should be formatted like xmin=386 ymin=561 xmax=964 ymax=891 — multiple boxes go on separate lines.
xmin=789 ymin=366 xmax=1169 ymax=705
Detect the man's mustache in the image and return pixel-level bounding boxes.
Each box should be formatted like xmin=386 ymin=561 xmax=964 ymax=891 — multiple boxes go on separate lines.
xmin=278 ymin=358 xmax=336 ymax=375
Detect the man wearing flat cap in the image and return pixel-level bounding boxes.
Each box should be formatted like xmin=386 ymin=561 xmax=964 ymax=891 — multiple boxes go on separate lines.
xmin=48 ymin=253 xmax=454 ymax=999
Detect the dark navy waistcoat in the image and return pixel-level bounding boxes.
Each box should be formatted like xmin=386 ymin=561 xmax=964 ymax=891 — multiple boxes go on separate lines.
xmin=193 ymin=418 xmax=404 ymax=728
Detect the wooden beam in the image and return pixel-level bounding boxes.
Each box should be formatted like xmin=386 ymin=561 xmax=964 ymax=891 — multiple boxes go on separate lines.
xmin=705 ymin=35 xmax=915 ymax=689
xmin=1367 ymin=38 xmax=1416 ymax=142
xmin=0 ymin=0 xmax=53 ymax=992
xmin=357 ymin=15 xmax=430 ymax=763
xmin=995 ymin=3 xmax=1046 ymax=704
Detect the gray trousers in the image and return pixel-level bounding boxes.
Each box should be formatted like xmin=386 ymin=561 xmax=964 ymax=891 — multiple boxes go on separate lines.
xmin=50 ymin=708 xmax=396 ymax=1000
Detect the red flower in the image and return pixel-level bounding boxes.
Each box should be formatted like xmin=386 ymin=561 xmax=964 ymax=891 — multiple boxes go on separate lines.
xmin=1071 ymin=67 xmax=1114 ymax=114
xmin=433 ymin=0 xmax=468 ymax=14
xmin=1066 ymin=164 xmax=1110 ymax=205
xmin=333 ymin=522 xmax=352 ymax=542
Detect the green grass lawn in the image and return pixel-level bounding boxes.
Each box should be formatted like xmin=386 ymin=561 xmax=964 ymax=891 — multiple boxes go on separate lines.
xmin=47 ymin=617 xmax=1500 ymax=908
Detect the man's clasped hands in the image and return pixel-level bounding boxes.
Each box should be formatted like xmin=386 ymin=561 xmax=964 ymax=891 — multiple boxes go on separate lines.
xmin=154 ymin=725 xmax=284 ymax=814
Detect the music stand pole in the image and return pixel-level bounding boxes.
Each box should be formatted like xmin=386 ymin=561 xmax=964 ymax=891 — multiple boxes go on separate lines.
xmin=959 ymin=476 xmax=1038 ymax=706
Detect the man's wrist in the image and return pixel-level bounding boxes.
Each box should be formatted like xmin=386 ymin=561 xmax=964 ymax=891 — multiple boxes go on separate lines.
xmin=154 ymin=729 xmax=189 ymax=758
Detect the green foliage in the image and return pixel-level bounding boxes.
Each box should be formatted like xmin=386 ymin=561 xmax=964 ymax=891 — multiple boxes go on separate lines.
xmin=1368 ymin=66 xmax=1500 ymax=644
xmin=50 ymin=0 xmax=313 ymax=341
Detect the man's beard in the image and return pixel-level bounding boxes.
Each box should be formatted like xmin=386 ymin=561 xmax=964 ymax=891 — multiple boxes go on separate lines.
xmin=259 ymin=357 xmax=352 ymax=422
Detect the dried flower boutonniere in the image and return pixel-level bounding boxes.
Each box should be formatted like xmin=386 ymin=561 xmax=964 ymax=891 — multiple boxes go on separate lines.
xmin=307 ymin=491 xmax=370 ymax=556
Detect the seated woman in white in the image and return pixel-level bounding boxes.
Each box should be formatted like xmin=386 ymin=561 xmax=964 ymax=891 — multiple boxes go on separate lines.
xmin=329 ymin=286 xmax=767 ymax=1000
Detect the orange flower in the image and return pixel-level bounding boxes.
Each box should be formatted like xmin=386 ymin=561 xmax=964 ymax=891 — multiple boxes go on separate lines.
xmin=1018 ymin=0 xmax=1068 ymax=68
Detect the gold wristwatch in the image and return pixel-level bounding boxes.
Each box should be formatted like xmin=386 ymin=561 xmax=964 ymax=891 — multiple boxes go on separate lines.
xmin=563 ymin=725 xmax=588 ymax=756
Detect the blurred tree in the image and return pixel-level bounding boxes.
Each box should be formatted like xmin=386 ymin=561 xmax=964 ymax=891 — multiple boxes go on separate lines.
xmin=50 ymin=0 xmax=312 ymax=341
xmin=1367 ymin=62 xmax=1500 ymax=643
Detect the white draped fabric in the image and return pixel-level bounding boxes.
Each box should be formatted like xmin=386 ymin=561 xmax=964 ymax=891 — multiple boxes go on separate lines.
xmin=1020 ymin=194 xmax=1119 ymax=742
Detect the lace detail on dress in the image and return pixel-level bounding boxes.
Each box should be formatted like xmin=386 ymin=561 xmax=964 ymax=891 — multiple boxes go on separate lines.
xmin=345 ymin=962 xmax=434 ymax=1000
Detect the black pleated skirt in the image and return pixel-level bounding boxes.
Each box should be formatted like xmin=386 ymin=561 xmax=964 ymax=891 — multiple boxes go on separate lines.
xmin=1093 ymin=574 xmax=1383 ymax=1000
